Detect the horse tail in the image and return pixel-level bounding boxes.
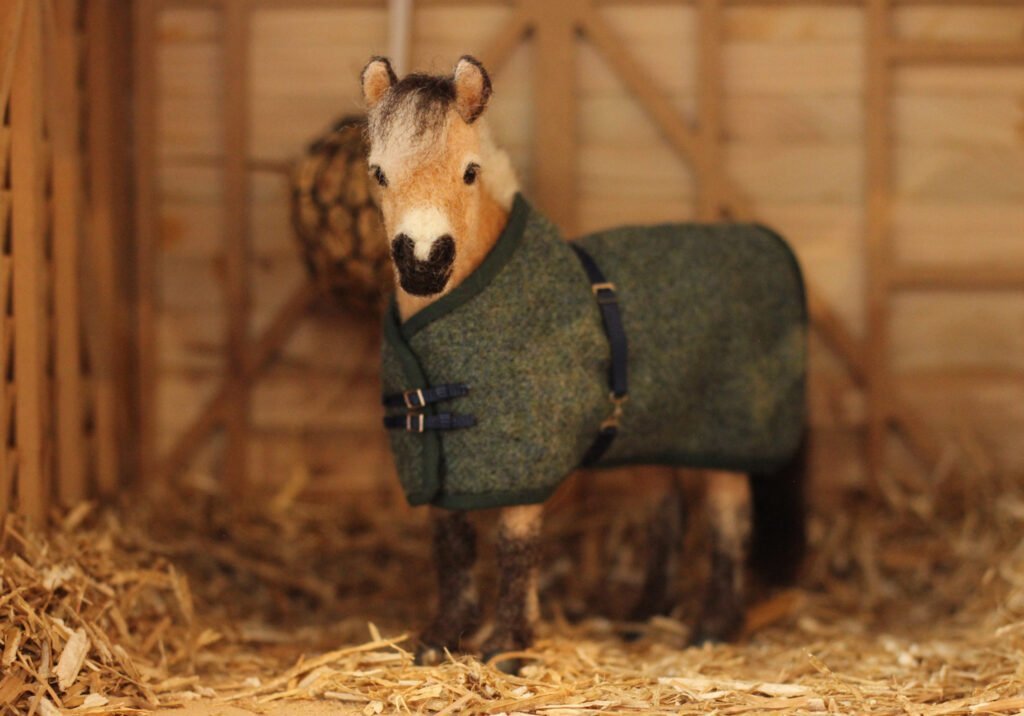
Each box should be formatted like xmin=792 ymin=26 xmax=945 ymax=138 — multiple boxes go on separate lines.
xmin=748 ymin=433 xmax=809 ymax=586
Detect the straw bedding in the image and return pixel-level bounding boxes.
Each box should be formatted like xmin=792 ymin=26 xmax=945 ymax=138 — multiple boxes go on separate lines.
xmin=1 ymin=460 xmax=1023 ymax=715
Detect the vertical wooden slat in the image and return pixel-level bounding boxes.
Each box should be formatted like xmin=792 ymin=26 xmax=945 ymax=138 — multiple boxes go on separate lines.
xmin=864 ymin=0 xmax=892 ymax=484
xmin=695 ymin=0 xmax=724 ymax=221
xmin=133 ymin=0 xmax=158 ymax=482
xmin=84 ymin=0 xmax=129 ymax=494
xmin=0 ymin=1 xmax=27 ymax=111
xmin=525 ymin=0 xmax=580 ymax=234
xmin=0 ymin=0 xmax=25 ymax=516
xmin=223 ymin=0 xmax=251 ymax=491
xmin=0 ymin=251 xmax=11 ymax=516
xmin=45 ymin=0 xmax=87 ymax=505
xmin=10 ymin=0 xmax=49 ymax=520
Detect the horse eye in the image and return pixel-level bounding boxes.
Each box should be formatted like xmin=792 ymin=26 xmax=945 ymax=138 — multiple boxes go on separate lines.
xmin=372 ymin=166 xmax=388 ymax=188
xmin=463 ymin=163 xmax=479 ymax=185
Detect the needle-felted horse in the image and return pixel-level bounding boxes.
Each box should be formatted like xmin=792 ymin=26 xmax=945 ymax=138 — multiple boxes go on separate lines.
xmin=362 ymin=55 xmax=809 ymax=671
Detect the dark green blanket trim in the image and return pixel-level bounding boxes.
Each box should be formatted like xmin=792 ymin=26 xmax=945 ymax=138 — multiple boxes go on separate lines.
xmin=430 ymin=484 xmax=560 ymax=511
xmin=399 ymin=192 xmax=530 ymax=340
xmin=381 ymin=306 xmax=441 ymax=505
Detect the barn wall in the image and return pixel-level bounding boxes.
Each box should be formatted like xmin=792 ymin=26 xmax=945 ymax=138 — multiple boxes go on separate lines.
xmin=144 ymin=1 xmax=1024 ymax=499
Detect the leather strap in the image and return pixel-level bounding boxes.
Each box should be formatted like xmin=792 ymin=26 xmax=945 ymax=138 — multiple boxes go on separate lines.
xmin=570 ymin=243 xmax=629 ymax=466
xmin=383 ymin=412 xmax=477 ymax=433
xmin=382 ymin=383 xmax=470 ymax=410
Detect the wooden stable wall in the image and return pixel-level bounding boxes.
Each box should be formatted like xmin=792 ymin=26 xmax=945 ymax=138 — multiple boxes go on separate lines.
xmin=1 ymin=1 xmax=134 ymax=519
xmin=139 ymin=0 xmax=1024 ymax=500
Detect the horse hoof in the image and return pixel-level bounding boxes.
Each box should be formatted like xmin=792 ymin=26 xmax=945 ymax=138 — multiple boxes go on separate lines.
xmin=415 ymin=644 xmax=444 ymax=666
xmin=689 ymin=618 xmax=741 ymax=647
xmin=620 ymin=625 xmax=646 ymax=643
xmin=484 ymin=652 xmax=524 ymax=675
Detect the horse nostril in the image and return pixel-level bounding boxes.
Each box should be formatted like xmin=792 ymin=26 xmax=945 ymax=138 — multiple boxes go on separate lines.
xmin=391 ymin=234 xmax=414 ymax=261
xmin=430 ymin=235 xmax=455 ymax=263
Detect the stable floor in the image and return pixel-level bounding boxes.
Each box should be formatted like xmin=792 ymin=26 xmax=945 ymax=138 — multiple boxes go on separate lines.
xmin=2 ymin=469 xmax=1023 ymax=715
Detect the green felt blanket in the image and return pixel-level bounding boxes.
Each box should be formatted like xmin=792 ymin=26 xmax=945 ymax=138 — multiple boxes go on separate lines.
xmin=381 ymin=194 xmax=807 ymax=510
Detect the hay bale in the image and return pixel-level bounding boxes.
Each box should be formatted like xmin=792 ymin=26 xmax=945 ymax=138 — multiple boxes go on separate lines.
xmin=290 ymin=116 xmax=392 ymax=314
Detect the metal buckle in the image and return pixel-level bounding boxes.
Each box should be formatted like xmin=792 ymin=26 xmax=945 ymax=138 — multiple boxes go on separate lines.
xmin=591 ymin=281 xmax=615 ymax=295
xmin=406 ymin=413 xmax=425 ymax=433
xmin=403 ymin=388 xmax=425 ymax=410
xmin=600 ymin=392 xmax=628 ymax=430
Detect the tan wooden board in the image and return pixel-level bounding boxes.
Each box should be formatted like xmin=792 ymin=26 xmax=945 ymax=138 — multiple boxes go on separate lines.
xmin=894 ymin=5 xmax=1024 ymax=42
xmin=892 ymin=202 xmax=1024 ymax=266
xmin=894 ymin=145 xmax=1024 ymax=202
xmin=724 ymin=5 xmax=863 ymax=41
xmin=891 ymin=293 xmax=1024 ymax=372
xmin=10 ymin=0 xmax=48 ymax=519
xmin=893 ymin=65 xmax=1024 ymax=94
xmin=0 ymin=127 xmax=9 ymax=182
xmin=46 ymin=0 xmax=88 ymax=505
xmin=725 ymin=144 xmax=864 ymax=203
xmin=723 ymin=43 xmax=863 ymax=95
xmin=249 ymin=7 xmax=388 ymax=161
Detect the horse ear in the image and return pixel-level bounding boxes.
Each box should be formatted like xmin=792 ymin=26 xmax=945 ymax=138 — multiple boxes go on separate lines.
xmin=362 ymin=56 xmax=397 ymax=109
xmin=452 ymin=56 xmax=491 ymax=123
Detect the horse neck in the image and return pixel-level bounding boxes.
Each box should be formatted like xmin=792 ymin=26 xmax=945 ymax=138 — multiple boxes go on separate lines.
xmin=395 ymin=187 xmax=510 ymax=321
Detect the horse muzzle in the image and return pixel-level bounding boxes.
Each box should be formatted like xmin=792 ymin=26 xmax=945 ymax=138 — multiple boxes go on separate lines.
xmin=391 ymin=234 xmax=456 ymax=296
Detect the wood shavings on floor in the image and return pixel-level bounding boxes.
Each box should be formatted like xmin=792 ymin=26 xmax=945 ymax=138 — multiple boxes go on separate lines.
xmin=2 ymin=470 xmax=1024 ymax=716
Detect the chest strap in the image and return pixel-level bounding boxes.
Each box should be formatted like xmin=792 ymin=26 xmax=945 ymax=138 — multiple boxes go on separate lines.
xmin=570 ymin=243 xmax=629 ymax=466
xmin=383 ymin=412 xmax=477 ymax=433
xmin=382 ymin=383 xmax=469 ymax=410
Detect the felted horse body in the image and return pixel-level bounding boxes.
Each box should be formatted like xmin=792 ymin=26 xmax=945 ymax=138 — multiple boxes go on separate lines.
xmin=362 ymin=55 xmax=808 ymax=671
xmin=382 ymin=195 xmax=806 ymax=510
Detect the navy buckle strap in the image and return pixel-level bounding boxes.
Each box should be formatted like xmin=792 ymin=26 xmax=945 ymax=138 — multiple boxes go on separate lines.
xmin=570 ymin=243 xmax=629 ymax=466
xmin=383 ymin=412 xmax=477 ymax=433
xmin=382 ymin=382 xmax=470 ymax=409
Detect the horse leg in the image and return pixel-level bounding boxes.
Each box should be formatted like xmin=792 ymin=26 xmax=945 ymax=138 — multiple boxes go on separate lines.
xmin=692 ymin=470 xmax=751 ymax=644
xmin=629 ymin=472 xmax=686 ymax=624
xmin=481 ymin=504 xmax=543 ymax=673
xmin=416 ymin=508 xmax=481 ymax=665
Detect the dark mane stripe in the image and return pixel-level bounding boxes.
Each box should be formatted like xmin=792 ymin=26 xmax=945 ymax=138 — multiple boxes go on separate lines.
xmin=371 ymin=73 xmax=457 ymax=140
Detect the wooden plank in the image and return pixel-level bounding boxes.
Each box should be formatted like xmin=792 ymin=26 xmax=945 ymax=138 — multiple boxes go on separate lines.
xmin=476 ymin=5 xmax=532 ymax=78
xmin=44 ymin=0 xmax=87 ymax=505
xmin=864 ymin=0 xmax=891 ymax=482
xmin=889 ymin=40 xmax=1024 ymax=64
xmin=134 ymin=1 xmax=159 ymax=480
xmin=0 ymin=253 xmax=11 ymax=515
xmin=579 ymin=6 xmax=704 ymax=173
xmin=521 ymin=0 xmax=580 ymax=233
xmin=695 ymin=0 xmax=723 ymax=220
xmin=222 ymin=0 xmax=250 ymax=491
xmin=891 ymin=265 xmax=1024 ymax=291
xmin=159 ymin=283 xmax=317 ymax=482
xmin=84 ymin=0 xmax=129 ymax=495
xmin=0 ymin=0 xmax=27 ymax=111
xmin=10 ymin=0 xmax=48 ymax=520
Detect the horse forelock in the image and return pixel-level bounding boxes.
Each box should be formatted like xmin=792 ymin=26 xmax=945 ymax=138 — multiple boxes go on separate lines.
xmin=367 ymin=74 xmax=457 ymax=165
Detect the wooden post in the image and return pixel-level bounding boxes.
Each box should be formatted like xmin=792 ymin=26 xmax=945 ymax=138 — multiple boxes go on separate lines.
xmin=695 ymin=0 xmax=724 ymax=221
xmin=223 ymin=0 xmax=251 ymax=491
xmin=133 ymin=1 xmax=158 ymax=483
xmin=85 ymin=0 xmax=132 ymax=494
xmin=0 ymin=0 xmax=26 ymax=516
xmin=524 ymin=0 xmax=581 ymax=235
xmin=10 ymin=0 xmax=49 ymax=520
xmin=864 ymin=0 xmax=892 ymax=484
xmin=46 ymin=0 xmax=88 ymax=506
